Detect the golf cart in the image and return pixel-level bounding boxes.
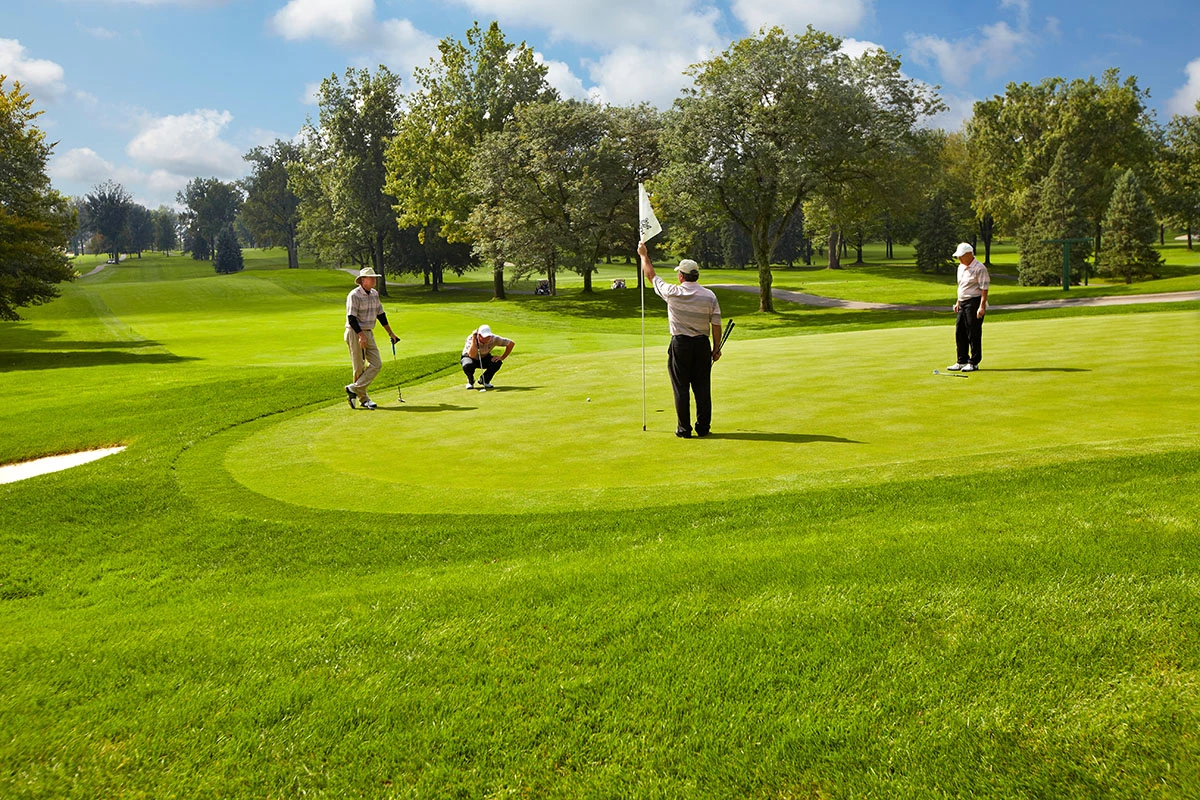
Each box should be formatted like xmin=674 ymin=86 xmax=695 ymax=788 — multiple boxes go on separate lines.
xmin=534 ymin=279 xmax=551 ymax=296
xmin=611 ymin=278 xmax=626 ymax=289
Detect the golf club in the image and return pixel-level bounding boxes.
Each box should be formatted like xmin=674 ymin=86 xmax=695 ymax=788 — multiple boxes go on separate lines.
xmin=933 ymin=369 xmax=968 ymax=378
xmin=476 ymin=333 xmax=487 ymax=392
xmin=391 ymin=337 xmax=405 ymax=402
xmin=720 ymin=319 xmax=735 ymax=351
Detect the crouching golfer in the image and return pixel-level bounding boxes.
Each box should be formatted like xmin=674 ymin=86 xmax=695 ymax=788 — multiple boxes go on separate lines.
xmin=462 ymin=324 xmax=515 ymax=389
xmin=344 ymin=267 xmax=398 ymax=410
xmin=638 ymin=241 xmax=722 ymax=438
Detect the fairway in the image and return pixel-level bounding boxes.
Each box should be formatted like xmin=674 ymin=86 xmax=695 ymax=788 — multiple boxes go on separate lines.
xmin=196 ymin=312 xmax=1200 ymax=515
xmin=4 ymin=254 xmax=1200 ymax=799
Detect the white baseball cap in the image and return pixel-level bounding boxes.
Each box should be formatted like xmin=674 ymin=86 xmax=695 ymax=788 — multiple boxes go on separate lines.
xmin=675 ymin=259 xmax=700 ymax=274
xmin=477 ymin=324 xmax=493 ymax=338
xmin=953 ymin=243 xmax=974 ymax=258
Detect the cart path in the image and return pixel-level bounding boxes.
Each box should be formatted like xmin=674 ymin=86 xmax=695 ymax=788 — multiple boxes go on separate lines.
xmin=709 ymin=284 xmax=1200 ymax=312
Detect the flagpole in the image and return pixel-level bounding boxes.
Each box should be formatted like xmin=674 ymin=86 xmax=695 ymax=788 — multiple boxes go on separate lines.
xmin=641 ymin=254 xmax=646 ymax=432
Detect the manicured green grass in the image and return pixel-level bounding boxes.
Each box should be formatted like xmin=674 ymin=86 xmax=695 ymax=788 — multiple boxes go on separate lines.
xmin=3 ymin=249 xmax=1199 ymax=797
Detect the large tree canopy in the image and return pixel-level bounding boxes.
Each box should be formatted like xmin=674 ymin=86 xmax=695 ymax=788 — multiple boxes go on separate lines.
xmin=468 ymin=100 xmax=660 ymax=294
xmin=84 ymin=179 xmax=131 ymax=263
xmin=177 ymin=177 xmax=242 ymax=261
xmin=295 ymin=66 xmax=402 ymax=292
xmin=0 ymin=77 xmax=74 ymax=320
xmin=967 ymin=70 xmax=1158 ymax=265
xmin=385 ymin=22 xmax=556 ymax=298
xmin=242 ymin=140 xmax=302 ymax=269
xmin=657 ymin=27 xmax=942 ymax=312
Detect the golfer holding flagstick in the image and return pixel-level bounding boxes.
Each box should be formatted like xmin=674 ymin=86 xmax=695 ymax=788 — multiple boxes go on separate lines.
xmin=637 ymin=240 xmax=722 ymax=438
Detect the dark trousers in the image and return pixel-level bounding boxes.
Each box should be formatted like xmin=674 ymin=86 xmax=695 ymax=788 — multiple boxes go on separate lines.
xmin=955 ymin=296 xmax=984 ymax=366
xmin=462 ymin=355 xmax=502 ymax=384
xmin=668 ymin=334 xmax=713 ymax=435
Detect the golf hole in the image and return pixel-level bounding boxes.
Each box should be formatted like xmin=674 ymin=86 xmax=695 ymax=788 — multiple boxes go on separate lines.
xmin=0 ymin=446 xmax=126 ymax=485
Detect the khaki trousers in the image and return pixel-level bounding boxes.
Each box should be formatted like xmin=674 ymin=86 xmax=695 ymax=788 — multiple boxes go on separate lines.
xmin=346 ymin=327 xmax=382 ymax=399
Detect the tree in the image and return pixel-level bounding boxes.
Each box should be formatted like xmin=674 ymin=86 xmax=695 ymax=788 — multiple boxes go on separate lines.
xmin=242 ymin=140 xmax=302 ymax=268
xmin=84 ymin=179 xmax=132 ymax=263
xmin=0 ymin=77 xmax=75 ymax=320
xmin=968 ymin=70 xmax=1158 ymax=269
xmin=914 ymin=192 xmax=959 ymax=274
xmin=1099 ymin=169 xmax=1161 ymax=283
xmin=125 ymin=203 xmax=154 ymax=258
xmin=67 ymin=196 xmax=92 ymax=256
xmin=296 ymin=66 xmax=402 ymax=293
xmin=386 ymin=22 xmax=557 ymax=298
xmin=152 ymin=206 xmax=178 ymax=254
xmin=1017 ymin=145 xmax=1092 ymax=285
xmin=468 ymin=100 xmax=659 ymax=294
xmin=658 ymin=27 xmax=942 ymax=312
xmin=1157 ymin=111 xmax=1200 ymax=249
xmin=177 ymin=177 xmax=242 ymax=261
xmin=213 ymin=224 xmax=244 ymax=274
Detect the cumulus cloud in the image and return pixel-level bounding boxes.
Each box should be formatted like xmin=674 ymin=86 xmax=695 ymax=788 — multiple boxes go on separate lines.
xmin=731 ymin=0 xmax=871 ymax=36
xmin=906 ymin=20 xmax=1029 ymax=87
xmin=584 ymin=44 xmax=709 ymax=108
xmin=536 ymin=55 xmax=589 ymax=101
xmin=126 ymin=109 xmax=246 ymax=178
xmin=0 ymin=39 xmax=67 ymax=97
xmin=270 ymin=0 xmax=439 ymax=79
xmin=1167 ymin=58 xmax=1200 ymax=116
xmin=49 ymin=148 xmax=116 ymax=185
xmin=920 ymin=91 xmax=978 ymax=132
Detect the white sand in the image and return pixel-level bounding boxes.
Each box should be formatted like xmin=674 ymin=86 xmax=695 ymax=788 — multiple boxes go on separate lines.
xmin=0 ymin=446 xmax=126 ymax=485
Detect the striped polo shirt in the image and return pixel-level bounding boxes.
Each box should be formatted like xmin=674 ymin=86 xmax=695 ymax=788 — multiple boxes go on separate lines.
xmin=346 ymin=285 xmax=383 ymax=329
xmin=956 ymin=258 xmax=991 ymax=301
xmin=652 ymin=276 xmax=721 ymax=337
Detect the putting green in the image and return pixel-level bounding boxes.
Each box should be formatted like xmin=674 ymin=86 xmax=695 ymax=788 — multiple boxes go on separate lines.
xmin=187 ymin=312 xmax=1199 ymax=515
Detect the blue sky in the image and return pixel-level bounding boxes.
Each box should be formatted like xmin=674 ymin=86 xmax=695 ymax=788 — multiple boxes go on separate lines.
xmin=3 ymin=0 xmax=1198 ymax=209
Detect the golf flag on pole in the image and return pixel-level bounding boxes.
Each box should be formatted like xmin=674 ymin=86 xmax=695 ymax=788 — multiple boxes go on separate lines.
xmin=638 ymin=183 xmax=662 ymax=242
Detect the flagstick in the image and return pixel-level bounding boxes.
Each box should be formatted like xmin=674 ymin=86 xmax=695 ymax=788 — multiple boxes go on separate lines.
xmin=640 ymin=240 xmax=646 ymax=431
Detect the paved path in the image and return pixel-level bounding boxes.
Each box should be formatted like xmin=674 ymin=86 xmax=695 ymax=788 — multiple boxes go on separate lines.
xmin=710 ymin=284 xmax=1200 ymax=312
xmin=79 ymin=253 xmax=126 ymax=277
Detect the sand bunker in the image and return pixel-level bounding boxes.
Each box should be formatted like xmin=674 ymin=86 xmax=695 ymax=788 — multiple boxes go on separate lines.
xmin=0 ymin=447 xmax=126 ymax=485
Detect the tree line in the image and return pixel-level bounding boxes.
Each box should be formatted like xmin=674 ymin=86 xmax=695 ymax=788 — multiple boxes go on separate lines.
xmin=3 ymin=23 xmax=1200 ymax=319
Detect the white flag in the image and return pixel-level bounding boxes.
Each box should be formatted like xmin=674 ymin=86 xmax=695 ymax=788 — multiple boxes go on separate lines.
xmin=638 ymin=183 xmax=662 ymax=242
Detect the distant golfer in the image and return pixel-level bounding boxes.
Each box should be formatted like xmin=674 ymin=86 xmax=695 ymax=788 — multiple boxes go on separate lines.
xmin=344 ymin=266 xmax=398 ymax=410
xmin=947 ymin=242 xmax=990 ymax=373
xmin=638 ymin=241 xmax=722 ymax=438
xmin=462 ymin=324 xmax=515 ymax=389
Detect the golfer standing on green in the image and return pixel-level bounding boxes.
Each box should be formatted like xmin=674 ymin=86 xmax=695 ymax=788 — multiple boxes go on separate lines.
xmin=947 ymin=242 xmax=990 ymax=373
xmin=344 ymin=267 xmax=398 ymax=410
xmin=638 ymin=241 xmax=722 ymax=438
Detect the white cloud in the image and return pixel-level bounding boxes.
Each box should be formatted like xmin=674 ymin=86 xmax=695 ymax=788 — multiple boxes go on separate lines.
xmin=536 ymin=55 xmax=589 ymax=101
xmin=731 ymin=0 xmax=871 ymax=36
xmin=454 ymin=0 xmax=722 ymax=49
xmin=126 ymin=109 xmax=246 ymax=178
xmin=49 ymin=148 xmax=116 ymax=185
xmin=839 ymin=37 xmax=885 ymax=59
xmin=999 ymin=0 xmax=1030 ymax=28
xmin=584 ymin=44 xmax=708 ymax=108
xmin=1167 ymin=58 xmax=1200 ymax=116
xmin=270 ymin=0 xmax=439 ymax=79
xmin=906 ymin=20 xmax=1030 ymax=87
xmin=0 ymin=39 xmax=67 ymax=97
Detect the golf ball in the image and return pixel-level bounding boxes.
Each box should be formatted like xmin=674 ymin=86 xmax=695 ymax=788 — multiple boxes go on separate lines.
xmin=587 ymin=398 xmax=591 ymax=402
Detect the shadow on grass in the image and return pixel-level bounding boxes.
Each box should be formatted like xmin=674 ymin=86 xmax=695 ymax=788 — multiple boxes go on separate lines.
xmin=982 ymin=368 xmax=1091 ymax=373
xmin=376 ymin=403 xmax=474 ymax=413
xmin=0 ymin=350 xmax=198 ymax=372
xmin=704 ymin=431 xmax=864 ymax=444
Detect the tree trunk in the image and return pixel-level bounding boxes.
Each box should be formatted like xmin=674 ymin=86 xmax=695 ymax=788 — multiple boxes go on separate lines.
xmin=980 ymin=213 xmax=994 ymax=266
xmin=582 ymin=262 xmax=593 ymax=293
xmin=1093 ymin=220 xmax=1102 ymax=271
xmin=853 ymin=230 xmax=864 ymax=265
xmin=827 ymin=226 xmax=841 ymax=269
xmin=493 ymin=261 xmax=506 ymax=299
xmin=1160 ymin=223 xmax=1165 ymax=246
xmin=287 ymin=234 xmax=299 ymax=269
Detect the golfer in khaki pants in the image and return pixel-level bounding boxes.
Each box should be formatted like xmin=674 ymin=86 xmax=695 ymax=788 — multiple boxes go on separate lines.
xmin=345 ymin=267 xmax=398 ymax=410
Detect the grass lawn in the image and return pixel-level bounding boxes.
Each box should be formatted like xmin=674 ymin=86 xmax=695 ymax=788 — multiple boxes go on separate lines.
xmin=2 ymin=250 xmax=1199 ymax=797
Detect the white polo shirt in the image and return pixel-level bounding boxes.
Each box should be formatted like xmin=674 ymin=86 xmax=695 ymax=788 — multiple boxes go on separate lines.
xmin=956 ymin=258 xmax=991 ymax=301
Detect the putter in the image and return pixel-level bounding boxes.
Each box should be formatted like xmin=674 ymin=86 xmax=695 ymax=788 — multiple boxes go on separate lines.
xmin=476 ymin=333 xmax=487 ymax=392
xmin=933 ymin=369 xmax=968 ymax=378
xmin=720 ymin=319 xmax=735 ymax=350
xmin=391 ymin=338 xmax=405 ymax=402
